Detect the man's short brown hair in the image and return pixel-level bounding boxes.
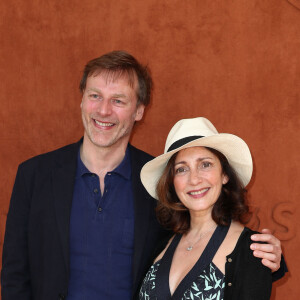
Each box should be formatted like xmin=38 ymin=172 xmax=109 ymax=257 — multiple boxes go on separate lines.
xmin=79 ymin=50 xmax=153 ymax=106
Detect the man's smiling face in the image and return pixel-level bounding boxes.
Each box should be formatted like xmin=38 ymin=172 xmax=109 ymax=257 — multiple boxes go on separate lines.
xmin=81 ymin=72 xmax=145 ymax=150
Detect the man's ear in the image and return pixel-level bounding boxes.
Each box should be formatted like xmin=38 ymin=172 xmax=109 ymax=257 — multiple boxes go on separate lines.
xmin=80 ymin=95 xmax=84 ymax=109
xmin=135 ymin=105 xmax=145 ymax=121
xmin=80 ymin=90 xmax=85 ymax=108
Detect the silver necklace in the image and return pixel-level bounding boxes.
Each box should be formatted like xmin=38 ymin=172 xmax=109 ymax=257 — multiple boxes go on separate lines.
xmin=186 ymin=224 xmax=217 ymax=251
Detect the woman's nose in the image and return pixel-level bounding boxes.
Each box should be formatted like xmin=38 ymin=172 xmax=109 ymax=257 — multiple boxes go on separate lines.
xmin=189 ymin=169 xmax=202 ymax=185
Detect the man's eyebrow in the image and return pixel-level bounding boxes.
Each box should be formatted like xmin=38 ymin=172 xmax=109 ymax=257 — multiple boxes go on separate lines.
xmin=86 ymin=87 xmax=101 ymax=93
xmin=86 ymin=88 xmax=127 ymax=98
xmin=111 ymin=93 xmax=127 ymax=98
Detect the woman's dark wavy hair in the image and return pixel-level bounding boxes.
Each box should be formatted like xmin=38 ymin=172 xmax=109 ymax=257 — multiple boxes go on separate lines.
xmin=156 ymin=147 xmax=249 ymax=234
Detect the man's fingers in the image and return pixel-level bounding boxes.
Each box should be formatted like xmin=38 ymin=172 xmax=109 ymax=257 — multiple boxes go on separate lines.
xmin=252 ymin=250 xmax=280 ymax=272
xmin=250 ymin=242 xmax=279 ymax=254
xmin=251 ymin=233 xmax=281 ymax=247
xmin=250 ymin=230 xmax=282 ymax=273
xmin=251 ymin=244 xmax=281 ymax=273
xmin=261 ymin=258 xmax=278 ymax=271
xmin=252 ymin=249 xmax=277 ymax=261
xmin=261 ymin=228 xmax=271 ymax=234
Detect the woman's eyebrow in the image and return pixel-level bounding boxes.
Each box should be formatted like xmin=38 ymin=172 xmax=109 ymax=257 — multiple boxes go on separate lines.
xmin=174 ymin=156 xmax=213 ymax=166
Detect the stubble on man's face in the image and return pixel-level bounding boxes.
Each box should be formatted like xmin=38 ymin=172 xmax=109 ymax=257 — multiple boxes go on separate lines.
xmin=81 ymin=73 xmax=144 ymax=150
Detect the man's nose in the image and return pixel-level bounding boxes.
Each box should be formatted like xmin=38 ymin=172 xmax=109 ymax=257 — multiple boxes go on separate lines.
xmin=97 ymin=99 xmax=112 ymax=116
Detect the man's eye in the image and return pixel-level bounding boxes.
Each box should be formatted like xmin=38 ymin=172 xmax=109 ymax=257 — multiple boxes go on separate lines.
xmin=89 ymin=94 xmax=99 ymax=99
xmin=112 ymin=99 xmax=123 ymax=104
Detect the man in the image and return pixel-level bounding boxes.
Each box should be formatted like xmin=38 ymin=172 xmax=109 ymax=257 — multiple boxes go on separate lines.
xmin=1 ymin=51 xmax=285 ymax=300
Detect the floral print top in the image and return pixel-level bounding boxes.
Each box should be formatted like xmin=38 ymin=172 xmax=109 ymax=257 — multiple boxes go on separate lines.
xmin=139 ymin=260 xmax=225 ymax=300
xmin=139 ymin=225 xmax=229 ymax=300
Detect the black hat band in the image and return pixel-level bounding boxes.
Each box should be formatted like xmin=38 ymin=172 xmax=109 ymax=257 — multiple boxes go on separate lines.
xmin=167 ymin=135 xmax=204 ymax=152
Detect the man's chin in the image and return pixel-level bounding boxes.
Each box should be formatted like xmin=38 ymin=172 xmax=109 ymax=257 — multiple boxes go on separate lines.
xmin=92 ymin=139 xmax=116 ymax=148
xmin=84 ymin=129 xmax=130 ymax=149
xmin=91 ymin=135 xmax=125 ymax=149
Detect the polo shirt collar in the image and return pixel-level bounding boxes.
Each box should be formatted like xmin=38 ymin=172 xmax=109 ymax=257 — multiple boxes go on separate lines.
xmin=76 ymin=145 xmax=131 ymax=180
xmin=111 ymin=146 xmax=131 ymax=180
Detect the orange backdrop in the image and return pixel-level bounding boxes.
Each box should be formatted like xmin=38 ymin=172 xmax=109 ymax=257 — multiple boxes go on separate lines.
xmin=0 ymin=0 xmax=299 ymax=298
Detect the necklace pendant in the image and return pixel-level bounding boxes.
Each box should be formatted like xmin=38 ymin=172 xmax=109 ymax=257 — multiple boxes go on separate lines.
xmin=187 ymin=246 xmax=193 ymax=251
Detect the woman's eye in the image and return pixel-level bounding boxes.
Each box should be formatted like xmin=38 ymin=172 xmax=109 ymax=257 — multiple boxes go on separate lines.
xmin=202 ymin=162 xmax=212 ymax=168
xmin=175 ymin=167 xmax=187 ymax=174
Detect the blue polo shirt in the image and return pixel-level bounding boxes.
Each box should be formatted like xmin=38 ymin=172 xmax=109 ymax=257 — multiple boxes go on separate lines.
xmin=67 ymin=147 xmax=134 ymax=300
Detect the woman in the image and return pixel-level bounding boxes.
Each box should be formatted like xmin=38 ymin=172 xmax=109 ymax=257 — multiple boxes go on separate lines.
xmin=139 ymin=117 xmax=272 ymax=300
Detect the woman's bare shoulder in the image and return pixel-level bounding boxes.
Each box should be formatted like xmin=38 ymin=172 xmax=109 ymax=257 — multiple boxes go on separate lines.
xmin=229 ymin=221 xmax=244 ymax=237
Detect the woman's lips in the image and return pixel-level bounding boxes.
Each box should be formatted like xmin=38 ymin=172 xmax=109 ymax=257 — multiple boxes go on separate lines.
xmin=188 ymin=188 xmax=209 ymax=197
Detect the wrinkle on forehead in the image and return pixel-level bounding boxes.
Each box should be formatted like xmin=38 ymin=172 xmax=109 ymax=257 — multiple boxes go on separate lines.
xmin=89 ymin=69 xmax=137 ymax=88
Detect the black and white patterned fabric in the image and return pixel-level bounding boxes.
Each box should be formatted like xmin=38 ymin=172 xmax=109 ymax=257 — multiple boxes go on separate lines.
xmin=139 ymin=260 xmax=225 ymax=300
xmin=139 ymin=225 xmax=229 ymax=300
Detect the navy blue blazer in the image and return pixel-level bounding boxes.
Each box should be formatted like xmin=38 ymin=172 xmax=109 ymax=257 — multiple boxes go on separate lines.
xmin=1 ymin=140 xmax=169 ymax=300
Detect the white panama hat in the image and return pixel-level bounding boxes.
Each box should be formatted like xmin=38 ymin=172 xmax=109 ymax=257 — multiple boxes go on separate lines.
xmin=140 ymin=117 xmax=253 ymax=200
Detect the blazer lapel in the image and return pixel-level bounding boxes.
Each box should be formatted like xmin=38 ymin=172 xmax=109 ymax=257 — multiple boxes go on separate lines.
xmin=130 ymin=145 xmax=154 ymax=293
xmin=52 ymin=141 xmax=81 ymax=274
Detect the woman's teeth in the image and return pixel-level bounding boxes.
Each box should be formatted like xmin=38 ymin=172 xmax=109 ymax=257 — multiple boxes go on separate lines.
xmin=189 ymin=188 xmax=209 ymax=195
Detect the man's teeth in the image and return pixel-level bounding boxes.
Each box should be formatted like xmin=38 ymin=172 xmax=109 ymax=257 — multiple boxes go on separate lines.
xmin=189 ymin=188 xmax=209 ymax=195
xmin=95 ymin=120 xmax=114 ymax=127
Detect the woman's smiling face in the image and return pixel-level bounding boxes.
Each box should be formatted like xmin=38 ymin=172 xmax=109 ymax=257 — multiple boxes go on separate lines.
xmin=173 ymin=146 xmax=228 ymax=215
